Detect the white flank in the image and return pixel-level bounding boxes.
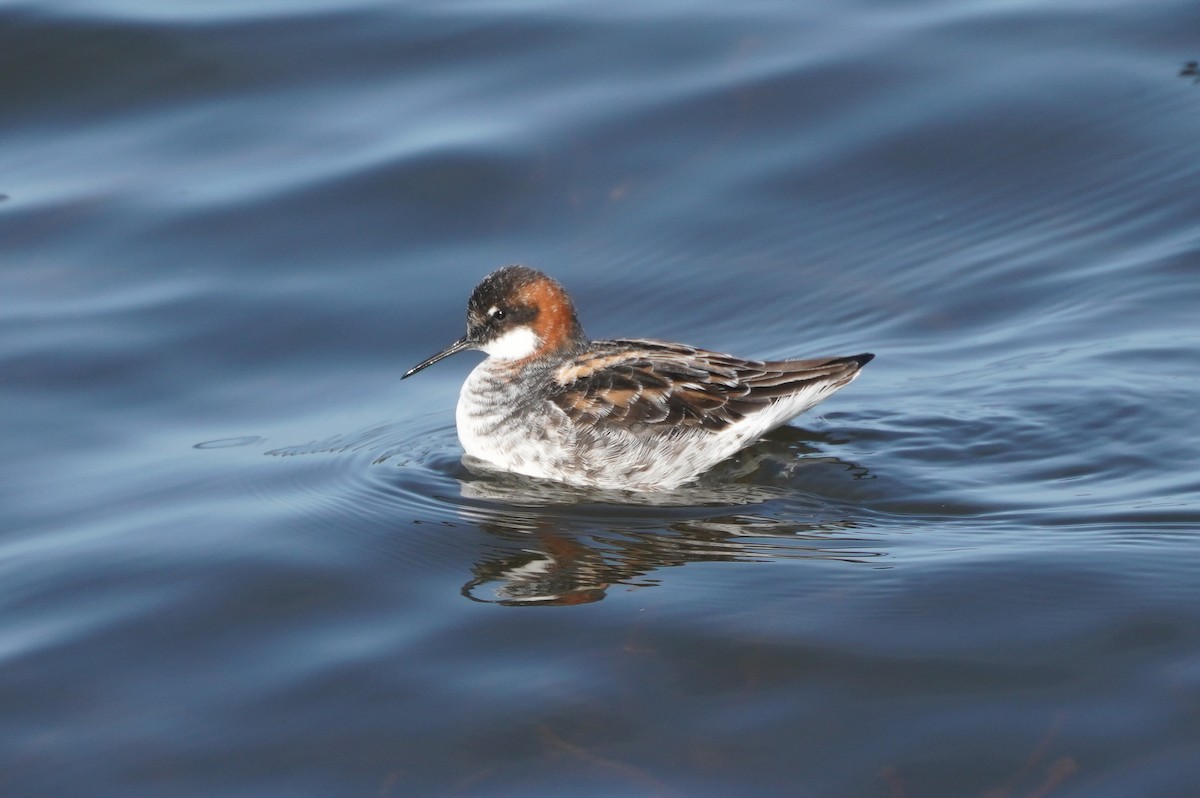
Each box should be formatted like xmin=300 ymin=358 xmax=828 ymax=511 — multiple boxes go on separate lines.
xmin=482 ymin=326 xmax=540 ymax=360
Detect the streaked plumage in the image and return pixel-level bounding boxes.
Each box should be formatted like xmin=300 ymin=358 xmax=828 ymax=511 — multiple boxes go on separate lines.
xmin=403 ymin=265 xmax=873 ymax=490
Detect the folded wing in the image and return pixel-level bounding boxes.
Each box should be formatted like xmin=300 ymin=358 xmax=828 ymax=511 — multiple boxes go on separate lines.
xmin=549 ymin=339 xmax=872 ymax=431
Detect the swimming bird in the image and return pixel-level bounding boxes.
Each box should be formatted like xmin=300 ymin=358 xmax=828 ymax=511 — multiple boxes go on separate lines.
xmin=403 ymin=265 xmax=872 ymax=490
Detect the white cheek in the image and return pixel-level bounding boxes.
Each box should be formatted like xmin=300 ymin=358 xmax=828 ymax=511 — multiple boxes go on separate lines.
xmin=481 ymin=326 xmax=540 ymax=360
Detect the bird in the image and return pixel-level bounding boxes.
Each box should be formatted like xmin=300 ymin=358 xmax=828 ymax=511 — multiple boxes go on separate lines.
xmin=403 ymin=265 xmax=872 ymax=490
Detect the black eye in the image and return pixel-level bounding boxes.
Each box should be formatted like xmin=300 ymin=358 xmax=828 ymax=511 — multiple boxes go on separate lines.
xmin=491 ymin=308 xmax=507 ymax=321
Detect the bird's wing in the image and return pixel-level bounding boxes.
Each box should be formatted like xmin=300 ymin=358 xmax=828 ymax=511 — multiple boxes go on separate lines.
xmin=548 ymin=339 xmax=870 ymax=431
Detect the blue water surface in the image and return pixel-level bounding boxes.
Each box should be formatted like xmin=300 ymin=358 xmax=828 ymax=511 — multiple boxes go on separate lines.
xmin=2 ymin=0 xmax=1199 ymax=795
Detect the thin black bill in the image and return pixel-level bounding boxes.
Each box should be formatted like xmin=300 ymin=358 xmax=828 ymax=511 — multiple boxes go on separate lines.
xmin=402 ymin=336 xmax=473 ymax=379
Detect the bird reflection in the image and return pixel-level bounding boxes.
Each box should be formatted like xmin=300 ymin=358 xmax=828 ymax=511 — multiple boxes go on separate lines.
xmin=456 ymin=427 xmax=881 ymax=606
xmin=462 ymin=530 xmax=612 ymax=606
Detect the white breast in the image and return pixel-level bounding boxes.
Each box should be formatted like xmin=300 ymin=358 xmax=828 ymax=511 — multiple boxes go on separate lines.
xmin=455 ymin=358 xmax=567 ymax=481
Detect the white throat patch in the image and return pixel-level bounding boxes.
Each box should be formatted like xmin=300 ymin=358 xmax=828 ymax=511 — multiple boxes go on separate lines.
xmin=482 ymin=326 xmax=540 ymax=360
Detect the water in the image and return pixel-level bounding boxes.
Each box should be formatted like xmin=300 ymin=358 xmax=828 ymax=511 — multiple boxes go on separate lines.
xmin=3 ymin=0 xmax=1199 ymax=795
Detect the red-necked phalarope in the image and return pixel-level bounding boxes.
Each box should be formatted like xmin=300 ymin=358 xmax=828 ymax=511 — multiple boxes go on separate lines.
xmin=403 ymin=265 xmax=873 ymax=490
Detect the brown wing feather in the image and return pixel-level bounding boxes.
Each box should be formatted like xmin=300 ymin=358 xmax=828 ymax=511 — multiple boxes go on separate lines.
xmin=549 ymin=339 xmax=871 ymax=431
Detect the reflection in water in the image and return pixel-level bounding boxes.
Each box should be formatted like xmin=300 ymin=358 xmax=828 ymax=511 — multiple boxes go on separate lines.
xmin=462 ymin=528 xmax=612 ymax=606
xmin=461 ymin=514 xmax=883 ymax=606
xmin=261 ymin=419 xmax=880 ymax=605
xmin=456 ymin=427 xmax=881 ymax=605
